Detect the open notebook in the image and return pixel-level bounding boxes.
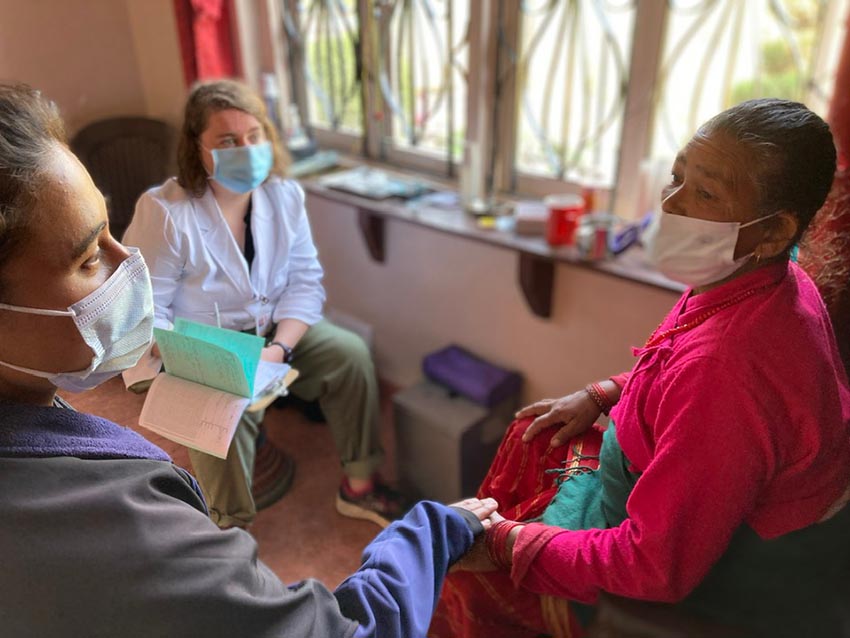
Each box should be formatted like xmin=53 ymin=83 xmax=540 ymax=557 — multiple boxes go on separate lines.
xmin=137 ymin=319 xmax=296 ymax=459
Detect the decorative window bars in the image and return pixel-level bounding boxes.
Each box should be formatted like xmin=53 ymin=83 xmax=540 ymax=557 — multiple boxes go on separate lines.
xmin=278 ymin=0 xmax=848 ymax=218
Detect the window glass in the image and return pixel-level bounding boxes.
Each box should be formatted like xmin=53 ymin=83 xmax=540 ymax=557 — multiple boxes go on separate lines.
xmin=286 ymin=0 xmax=363 ymax=135
xmin=651 ymin=0 xmax=847 ymax=158
xmin=374 ymin=0 xmax=469 ymax=162
xmin=512 ymin=0 xmax=637 ymax=186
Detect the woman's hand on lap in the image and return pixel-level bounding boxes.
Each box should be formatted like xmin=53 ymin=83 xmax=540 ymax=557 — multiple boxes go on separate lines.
xmin=516 ymin=389 xmax=601 ymax=446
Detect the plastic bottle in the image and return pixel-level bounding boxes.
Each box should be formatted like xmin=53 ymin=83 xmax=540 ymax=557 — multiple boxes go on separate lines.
xmin=261 ymin=73 xmax=283 ymax=133
xmin=285 ymin=104 xmax=317 ymax=160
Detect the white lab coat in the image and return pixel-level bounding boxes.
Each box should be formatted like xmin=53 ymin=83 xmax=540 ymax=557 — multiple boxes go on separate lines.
xmin=123 ymin=176 xmax=326 ymax=336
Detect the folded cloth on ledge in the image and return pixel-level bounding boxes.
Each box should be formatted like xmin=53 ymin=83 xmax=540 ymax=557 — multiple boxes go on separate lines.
xmin=423 ymin=345 xmax=522 ymax=408
xmin=319 ymin=166 xmax=432 ymax=200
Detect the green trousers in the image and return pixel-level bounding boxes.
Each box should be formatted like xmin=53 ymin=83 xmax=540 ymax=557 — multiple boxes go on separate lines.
xmin=188 ymin=320 xmax=384 ymax=528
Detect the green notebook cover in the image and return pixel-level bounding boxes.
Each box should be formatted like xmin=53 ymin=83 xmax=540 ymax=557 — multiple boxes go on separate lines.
xmin=154 ymin=319 xmax=265 ymax=397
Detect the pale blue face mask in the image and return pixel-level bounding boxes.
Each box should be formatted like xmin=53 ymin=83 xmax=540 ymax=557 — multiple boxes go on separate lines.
xmin=0 ymin=249 xmax=154 ymax=392
xmin=209 ymin=142 xmax=273 ymax=194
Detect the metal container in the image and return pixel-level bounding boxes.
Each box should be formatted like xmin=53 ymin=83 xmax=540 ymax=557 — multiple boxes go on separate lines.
xmin=575 ymin=218 xmax=596 ymax=259
xmin=576 ymin=213 xmax=614 ymax=261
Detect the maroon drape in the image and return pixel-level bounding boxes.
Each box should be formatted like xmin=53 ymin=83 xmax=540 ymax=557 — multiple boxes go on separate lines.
xmin=173 ymin=0 xmax=238 ymax=86
xmin=800 ymin=8 xmax=850 ymax=376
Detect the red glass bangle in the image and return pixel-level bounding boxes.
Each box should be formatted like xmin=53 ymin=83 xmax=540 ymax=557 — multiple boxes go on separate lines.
xmin=592 ymin=382 xmax=613 ymax=412
xmin=485 ymin=520 xmax=524 ymax=570
xmin=585 ymin=382 xmax=613 ymax=416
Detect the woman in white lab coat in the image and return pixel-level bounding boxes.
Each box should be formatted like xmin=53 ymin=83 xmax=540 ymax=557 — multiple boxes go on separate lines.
xmin=123 ymin=79 xmax=404 ymax=529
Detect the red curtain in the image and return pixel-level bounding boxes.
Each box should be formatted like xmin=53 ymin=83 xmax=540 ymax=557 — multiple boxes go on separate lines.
xmin=800 ymin=8 xmax=850 ymax=375
xmin=173 ymin=0 xmax=238 ymax=86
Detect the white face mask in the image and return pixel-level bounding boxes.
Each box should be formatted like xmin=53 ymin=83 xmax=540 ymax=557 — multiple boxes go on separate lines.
xmin=0 ymin=248 xmax=154 ymax=392
xmin=643 ymin=210 xmax=778 ymax=288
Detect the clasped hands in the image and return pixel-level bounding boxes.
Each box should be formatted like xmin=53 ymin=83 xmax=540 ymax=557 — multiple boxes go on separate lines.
xmin=447 ymin=499 xmax=512 ymax=573
xmin=449 ymin=390 xmax=604 ymax=572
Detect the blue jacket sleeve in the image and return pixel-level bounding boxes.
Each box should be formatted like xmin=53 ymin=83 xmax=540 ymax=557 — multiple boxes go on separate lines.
xmin=333 ymin=501 xmax=475 ymax=638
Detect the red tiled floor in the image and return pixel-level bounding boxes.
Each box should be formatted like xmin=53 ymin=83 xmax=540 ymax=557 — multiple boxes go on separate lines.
xmin=61 ymin=376 xmax=398 ymax=590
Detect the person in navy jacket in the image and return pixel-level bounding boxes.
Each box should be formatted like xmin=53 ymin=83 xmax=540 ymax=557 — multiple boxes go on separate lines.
xmin=0 ymin=82 xmax=496 ymax=638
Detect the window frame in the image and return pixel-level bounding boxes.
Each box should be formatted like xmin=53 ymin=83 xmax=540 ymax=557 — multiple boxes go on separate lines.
xmin=257 ymin=0 xmax=844 ymax=217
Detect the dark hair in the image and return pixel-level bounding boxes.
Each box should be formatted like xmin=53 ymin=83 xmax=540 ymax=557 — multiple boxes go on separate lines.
xmin=177 ymin=79 xmax=288 ymax=197
xmin=0 ymin=83 xmax=66 ymax=295
xmin=699 ymin=98 xmax=836 ymax=242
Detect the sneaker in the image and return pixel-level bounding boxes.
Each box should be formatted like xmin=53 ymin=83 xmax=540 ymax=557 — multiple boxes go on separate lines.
xmin=252 ymin=439 xmax=296 ymax=511
xmin=335 ymin=478 xmax=410 ymax=528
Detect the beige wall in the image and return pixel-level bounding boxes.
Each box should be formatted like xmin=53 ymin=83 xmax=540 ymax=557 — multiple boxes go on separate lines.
xmin=0 ymin=0 xmax=184 ymax=134
xmin=307 ymin=195 xmax=679 ymax=404
xmin=125 ymin=0 xmax=186 ymax=128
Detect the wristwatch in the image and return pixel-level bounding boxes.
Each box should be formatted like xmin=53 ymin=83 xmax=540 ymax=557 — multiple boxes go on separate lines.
xmin=270 ymin=341 xmax=294 ymax=363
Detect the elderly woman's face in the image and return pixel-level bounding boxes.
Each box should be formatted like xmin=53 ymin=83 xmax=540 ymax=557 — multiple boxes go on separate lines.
xmin=661 ymin=130 xmax=770 ymax=260
xmin=0 ymin=144 xmax=130 ymax=387
xmin=661 ymin=130 xmax=762 ymax=223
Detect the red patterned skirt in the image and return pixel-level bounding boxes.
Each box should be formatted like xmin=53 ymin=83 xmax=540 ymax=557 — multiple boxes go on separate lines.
xmin=430 ymin=417 xmax=605 ymax=638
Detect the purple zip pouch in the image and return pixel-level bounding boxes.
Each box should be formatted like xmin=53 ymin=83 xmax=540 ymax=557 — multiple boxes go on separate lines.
xmin=422 ymin=345 xmax=522 ymax=408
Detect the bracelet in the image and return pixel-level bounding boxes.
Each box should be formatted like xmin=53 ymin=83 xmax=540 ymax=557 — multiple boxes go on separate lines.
xmin=269 ymin=341 xmax=293 ymax=363
xmin=485 ymin=520 xmax=524 ymax=570
xmin=584 ymin=382 xmax=613 ymax=416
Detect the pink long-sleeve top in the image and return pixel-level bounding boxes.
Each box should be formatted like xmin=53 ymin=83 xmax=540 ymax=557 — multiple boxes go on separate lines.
xmin=513 ymin=261 xmax=850 ymax=604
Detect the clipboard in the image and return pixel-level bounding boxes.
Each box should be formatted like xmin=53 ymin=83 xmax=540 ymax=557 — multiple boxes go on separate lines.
xmin=247 ymin=368 xmax=300 ymax=412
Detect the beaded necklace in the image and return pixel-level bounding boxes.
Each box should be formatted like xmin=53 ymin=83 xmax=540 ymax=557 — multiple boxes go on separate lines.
xmin=643 ymin=281 xmax=779 ymax=349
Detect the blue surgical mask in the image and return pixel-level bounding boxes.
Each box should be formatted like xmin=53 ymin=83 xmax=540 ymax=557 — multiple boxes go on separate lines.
xmin=208 ymin=142 xmax=273 ymax=194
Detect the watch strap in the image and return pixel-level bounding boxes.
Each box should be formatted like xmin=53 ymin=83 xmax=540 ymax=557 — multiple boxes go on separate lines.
xmin=269 ymin=341 xmax=293 ymax=363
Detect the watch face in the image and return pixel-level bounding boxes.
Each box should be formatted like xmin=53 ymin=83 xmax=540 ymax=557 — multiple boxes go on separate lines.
xmin=280 ymin=343 xmax=293 ymax=363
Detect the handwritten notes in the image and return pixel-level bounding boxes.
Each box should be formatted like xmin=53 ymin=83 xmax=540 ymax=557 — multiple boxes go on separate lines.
xmin=140 ymin=374 xmax=250 ymax=459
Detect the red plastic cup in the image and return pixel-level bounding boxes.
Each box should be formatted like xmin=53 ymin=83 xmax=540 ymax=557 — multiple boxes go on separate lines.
xmin=544 ymin=194 xmax=586 ymax=246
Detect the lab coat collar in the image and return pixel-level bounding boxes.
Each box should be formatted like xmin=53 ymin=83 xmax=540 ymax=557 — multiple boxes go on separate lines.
xmin=192 ymin=187 xmax=253 ymax=293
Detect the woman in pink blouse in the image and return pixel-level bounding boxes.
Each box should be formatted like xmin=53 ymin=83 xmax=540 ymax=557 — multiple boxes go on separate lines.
xmin=432 ymin=98 xmax=850 ymax=638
